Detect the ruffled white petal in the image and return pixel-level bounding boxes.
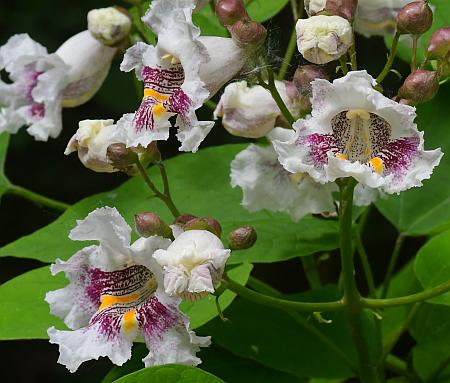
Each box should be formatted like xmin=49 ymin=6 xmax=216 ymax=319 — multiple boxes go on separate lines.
xmin=69 ymin=207 xmax=132 ymax=269
xmin=48 ymin=324 xmax=133 ymax=373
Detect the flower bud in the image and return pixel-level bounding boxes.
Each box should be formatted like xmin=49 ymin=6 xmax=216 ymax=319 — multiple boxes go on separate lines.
xmin=215 ymin=0 xmax=249 ymax=27
xmin=88 ymin=7 xmax=132 ymax=46
xmin=228 ymin=226 xmax=257 ymax=250
xmin=174 ymin=214 xmax=198 ymax=226
xmin=427 ymin=27 xmax=450 ymax=59
xmin=305 ymin=0 xmax=357 ymax=20
xmin=397 ymin=1 xmax=433 ymax=35
xmin=228 ymin=20 xmax=267 ymax=47
xmin=296 ymin=15 xmax=353 ymax=65
xmin=106 ymin=143 xmax=138 ymax=170
xmin=184 ymin=217 xmax=222 ymax=238
xmin=398 ymin=69 xmax=439 ymax=103
xmin=134 ymin=212 xmax=173 ymax=239
xmin=293 ymin=65 xmax=330 ymax=114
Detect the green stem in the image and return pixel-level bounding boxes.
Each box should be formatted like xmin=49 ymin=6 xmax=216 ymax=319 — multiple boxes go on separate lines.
xmin=244 ymin=276 xmax=358 ymax=373
xmin=362 ymin=279 xmax=450 ymax=308
xmin=135 ymin=160 xmax=180 ymax=218
xmin=338 ymin=178 xmax=381 ymax=383
xmin=6 ymin=184 xmax=70 ymax=212
xmin=204 ymin=100 xmax=217 ymax=111
xmin=377 ymin=32 xmax=400 ymax=83
xmin=339 ymin=55 xmax=349 ymax=75
xmin=411 ymin=35 xmax=418 ymax=72
xmin=290 ymin=0 xmax=299 ymax=20
xmin=385 ymin=354 xmax=420 ymax=382
xmin=381 ymin=234 xmax=405 ymax=299
xmin=354 ymin=227 xmax=376 ymax=298
xmin=222 ymin=276 xmax=343 ymax=312
xmin=426 ymin=354 xmax=450 ymax=383
xmin=258 ymin=69 xmax=296 ymax=125
xmin=349 ymin=41 xmax=358 ymax=71
xmin=381 ymin=302 xmax=422 ymax=362
xmin=301 ymin=256 xmax=322 ymax=289
xmin=277 ymin=27 xmax=298 ymax=80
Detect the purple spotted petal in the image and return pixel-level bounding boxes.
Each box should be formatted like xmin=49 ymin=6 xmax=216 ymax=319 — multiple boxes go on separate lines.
xmin=301 ymin=133 xmax=339 ymax=167
xmin=379 ymin=136 xmax=419 ymax=176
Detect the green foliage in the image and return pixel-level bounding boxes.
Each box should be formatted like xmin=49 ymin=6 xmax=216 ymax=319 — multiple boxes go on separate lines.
xmin=409 ymin=304 xmax=450 ymax=381
xmin=0 ymin=145 xmax=339 ymax=264
xmin=384 ymin=0 xmax=450 ymax=64
xmin=193 ymin=6 xmax=228 ymax=37
xmin=0 ymin=262 xmax=251 ymax=340
xmin=113 ymin=364 xmax=224 ymax=383
xmin=375 ymin=85 xmax=450 ymax=236
xmin=0 ymin=132 xmax=10 ymax=202
xmin=414 ymin=229 xmax=450 ymax=305
xmin=200 ymin=286 xmax=368 ymax=380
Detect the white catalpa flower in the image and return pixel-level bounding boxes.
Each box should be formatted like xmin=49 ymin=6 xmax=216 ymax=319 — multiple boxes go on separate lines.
xmin=88 ymin=7 xmax=132 ymax=46
xmin=153 ymin=230 xmax=231 ymax=301
xmin=296 ymin=15 xmax=353 ymax=65
xmin=354 ymin=0 xmax=411 ymax=37
xmin=231 ymin=128 xmax=337 ymax=221
xmin=214 ymin=80 xmax=300 ymax=138
xmin=46 ymin=207 xmax=210 ymax=373
xmin=0 ymin=31 xmax=116 ymax=140
xmin=65 ymin=118 xmax=128 ymax=173
xmin=272 ymin=71 xmax=443 ymax=194
xmin=120 ymin=0 xmax=247 ymax=152
xmin=0 ymin=34 xmax=68 ymax=140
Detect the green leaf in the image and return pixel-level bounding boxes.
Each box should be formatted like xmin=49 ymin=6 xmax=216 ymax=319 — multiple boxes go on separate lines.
xmin=245 ymin=0 xmax=290 ymax=22
xmin=0 ymin=132 xmax=10 ymax=201
xmin=409 ymin=304 xmax=450 ymax=381
xmin=0 ymin=144 xmax=339 ymax=264
xmin=0 ymin=262 xmax=250 ymax=340
xmin=384 ymin=0 xmax=450 ymax=64
xmin=414 ymin=229 xmax=450 ymax=305
xmin=114 ymin=364 xmax=224 ymax=383
xmin=193 ymin=6 xmax=228 ymax=37
xmin=129 ymin=1 xmax=157 ymax=45
xmin=199 ymin=286 xmax=368 ymax=380
xmin=375 ymin=85 xmax=450 ymax=236
xmin=200 ymin=344 xmax=304 ymax=383
xmin=0 ymin=266 xmax=65 ymax=340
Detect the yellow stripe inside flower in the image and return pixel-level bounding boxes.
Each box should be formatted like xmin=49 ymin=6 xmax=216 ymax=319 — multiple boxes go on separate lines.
xmin=152 ymin=103 xmax=167 ymax=118
xmin=368 ymin=157 xmax=383 ymax=174
xmin=122 ymin=309 xmax=137 ymax=333
xmin=143 ymin=89 xmax=170 ymax=101
xmin=336 ymin=154 xmax=348 ymax=160
xmin=98 ymin=293 xmax=140 ymax=310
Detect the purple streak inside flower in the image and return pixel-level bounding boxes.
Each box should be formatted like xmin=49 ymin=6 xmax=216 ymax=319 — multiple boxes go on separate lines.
xmin=25 ymin=70 xmax=45 ymax=118
xmin=133 ymin=64 xmax=190 ymax=132
xmin=380 ymin=136 xmax=419 ymax=176
xmin=302 ymin=133 xmax=338 ymax=167
xmin=164 ymin=88 xmax=191 ymax=122
xmin=136 ymin=296 xmax=179 ymax=340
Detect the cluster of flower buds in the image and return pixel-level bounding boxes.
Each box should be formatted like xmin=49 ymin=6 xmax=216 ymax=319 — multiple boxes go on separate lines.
xmin=399 ymin=69 xmax=439 ymax=104
xmin=215 ymin=0 xmax=267 ymax=47
xmin=134 ymin=212 xmax=174 ymax=239
xmin=176 ymin=214 xmax=223 ymax=238
xmin=427 ymin=27 xmax=450 ymax=78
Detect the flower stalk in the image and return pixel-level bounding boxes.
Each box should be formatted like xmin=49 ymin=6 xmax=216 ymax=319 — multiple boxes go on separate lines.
xmin=134 ymin=158 xmax=180 ymax=218
xmin=6 ymin=184 xmax=70 ymax=212
xmin=338 ymin=178 xmax=381 ymax=383
xmin=377 ymin=32 xmax=401 ymax=83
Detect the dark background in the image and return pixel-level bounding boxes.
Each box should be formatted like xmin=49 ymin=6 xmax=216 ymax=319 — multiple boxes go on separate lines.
xmin=0 ymin=1 xmax=415 ymax=382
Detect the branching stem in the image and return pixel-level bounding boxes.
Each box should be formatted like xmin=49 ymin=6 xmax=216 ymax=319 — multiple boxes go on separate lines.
xmin=377 ymin=32 xmax=400 ymax=83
